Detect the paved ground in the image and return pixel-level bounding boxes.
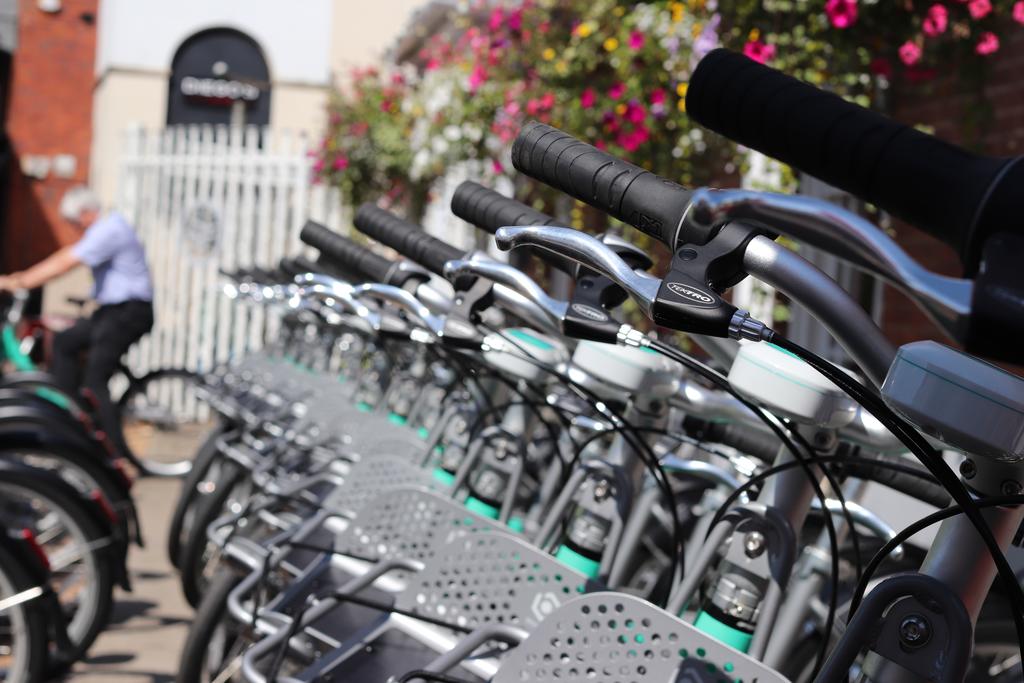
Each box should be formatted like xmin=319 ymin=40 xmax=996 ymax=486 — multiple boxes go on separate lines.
xmin=64 ymin=431 xmax=197 ymax=682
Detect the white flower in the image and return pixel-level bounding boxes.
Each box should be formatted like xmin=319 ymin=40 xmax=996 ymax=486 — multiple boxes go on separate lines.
xmin=431 ymin=136 xmax=450 ymax=155
xmin=443 ymin=125 xmax=462 ymax=142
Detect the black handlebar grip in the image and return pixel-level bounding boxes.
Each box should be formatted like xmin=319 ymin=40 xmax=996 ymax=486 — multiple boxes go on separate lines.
xmin=291 ymin=256 xmax=321 ymax=275
xmin=450 ymin=181 xmax=576 ymax=273
xmin=687 ymin=48 xmax=1024 ymax=274
xmin=511 ymin=121 xmax=693 ymax=248
xmin=299 ymin=220 xmax=394 ymax=282
xmin=277 ymin=258 xmax=300 ymax=278
xmin=353 ymin=203 xmax=464 ymax=275
xmin=842 ymin=458 xmax=951 ymax=509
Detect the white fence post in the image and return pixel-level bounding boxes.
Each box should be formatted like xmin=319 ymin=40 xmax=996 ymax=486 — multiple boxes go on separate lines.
xmin=114 ymin=125 xmax=330 ymax=418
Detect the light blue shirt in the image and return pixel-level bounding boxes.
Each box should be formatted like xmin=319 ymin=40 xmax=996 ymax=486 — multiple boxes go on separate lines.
xmin=71 ymin=212 xmax=154 ymax=305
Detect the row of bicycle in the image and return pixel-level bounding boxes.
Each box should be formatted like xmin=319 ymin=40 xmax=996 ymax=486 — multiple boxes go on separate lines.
xmin=0 ymin=285 xmax=204 ymax=678
xmin=165 ymin=51 xmax=1024 ymax=683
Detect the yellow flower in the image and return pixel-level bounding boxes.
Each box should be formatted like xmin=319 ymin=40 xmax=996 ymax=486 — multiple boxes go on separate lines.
xmin=613 ymin=6 xmax=625 ymax=16
xmin=748 ymin=28 xmax=760 ymax=42
xmin=670 ymin=2 xmax=684 ymax=22
xmin=555 ymin=60 xmax=568 ymax=75
xmin=542 ymin=47 xmax=556 ymax=61
xmin=677 ymin=98 xmax=686 ymax=113
xmin=676 ymin=82 xmax=689 ymax=98
xmin=691 ymin=23 xmax=702 ymax=38
xmin=575 ymin=22 xmax=593 ymax=38
xmin=604 ymin=37 xmax=619 ymax=51
xmin=615 ymin=103 xmax=628 ymax=115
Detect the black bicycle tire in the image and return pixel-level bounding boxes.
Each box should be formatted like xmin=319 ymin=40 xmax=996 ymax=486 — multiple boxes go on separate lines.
xmin=0 ymin=464 xmax=115 ymax=673
xmin=178 ymin=460 xmax=245 ymax=608
xmin=117 ymin=368 xmax=205 ymax=477
xmin=175 ymin=570 xmax=243 ymax=683
xmin=0 ymin=538 xmax=50 ymax=683
xmin=168 ymin=421 xmax=231 ymax=568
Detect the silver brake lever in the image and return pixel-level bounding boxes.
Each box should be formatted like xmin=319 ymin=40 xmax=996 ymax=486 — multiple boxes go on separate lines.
xmin=494 ymin=226 xmax=661 ymax=317
xmin=684 ymin=189 xmax=973 ymax=340
xmin=293 ymin=272 xmax=354 ymax=297
xmin=443 ymin=258 xmax=568 ymax=325
xmin=353 ymin=283 xmax=445 ymax=337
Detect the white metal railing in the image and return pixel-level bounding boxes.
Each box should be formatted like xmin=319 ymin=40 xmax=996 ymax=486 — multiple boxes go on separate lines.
xmin=115 ymin=125 xmax=346 ymax=417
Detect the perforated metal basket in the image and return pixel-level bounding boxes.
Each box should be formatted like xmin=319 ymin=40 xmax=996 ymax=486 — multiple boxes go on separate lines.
xmin=489 ymin=592 xmax=790 ymax=683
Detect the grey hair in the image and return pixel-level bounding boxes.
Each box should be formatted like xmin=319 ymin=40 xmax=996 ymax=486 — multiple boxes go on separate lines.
xmin=59 ymin=186 xmax=102 ymax=222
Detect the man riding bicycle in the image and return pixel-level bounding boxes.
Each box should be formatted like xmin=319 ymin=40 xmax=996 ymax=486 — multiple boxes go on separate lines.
xmin=0 ymin=185 xmax=154 ymax=459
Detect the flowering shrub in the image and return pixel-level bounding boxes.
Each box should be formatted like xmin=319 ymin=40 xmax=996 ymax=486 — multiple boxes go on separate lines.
xmin=723 ymin=1 xmax=1024 ymax=107
xmin=314 ymin=66 xmax=432 ymax=211
xmin=313 ymin=0 xmax=1024 ymax=218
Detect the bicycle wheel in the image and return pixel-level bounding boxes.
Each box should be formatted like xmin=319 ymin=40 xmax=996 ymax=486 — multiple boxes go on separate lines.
xmin=176 ymin=570 xmax=245 ymax=683
xmin=118 ymin=368 xmax=215 ymax=477
xmin=0 ymin=463 xmax=115 ymax=671
xmin=167 ymin=422 xmax=231 ymax=568
xmin=0 ymin=537 xmax=49 ymax=683
xmin=178 ymin=460 xmax=248 ymax=607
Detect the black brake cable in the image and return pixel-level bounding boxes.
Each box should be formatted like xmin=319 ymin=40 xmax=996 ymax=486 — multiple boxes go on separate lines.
xmin=646 ymin=338 xmax=843 ymax=678
xmin=702 ymin=451 xmax=958 ymax=678
xmin=478 ymin=330 xmax=687 ymax=589
xmin=769 ymin=333 xmax=1024 ymax=656
xmin=849 ymin=494 xmax=1024 ymax=618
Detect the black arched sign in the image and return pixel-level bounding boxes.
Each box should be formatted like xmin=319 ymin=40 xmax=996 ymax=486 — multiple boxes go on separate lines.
xmin=167 ymin=28 xmax=271 ymax=126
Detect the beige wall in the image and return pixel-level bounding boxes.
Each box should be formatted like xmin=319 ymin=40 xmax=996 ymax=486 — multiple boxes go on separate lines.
xmin=91 ymin=69 xmax=168 ymax=206
xmin=271 ymin=83 xmax=330 ymax=139
xmin=328 ymin=0 xmax=425 ymax=84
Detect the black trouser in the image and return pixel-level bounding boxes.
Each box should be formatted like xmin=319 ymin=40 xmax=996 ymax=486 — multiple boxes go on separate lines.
xmin=51 ymin=300 xmax=154 ymax=458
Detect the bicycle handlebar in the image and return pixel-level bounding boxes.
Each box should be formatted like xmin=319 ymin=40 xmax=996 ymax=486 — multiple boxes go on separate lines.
xmin=511 ymin=121 xmax=697 ymax=249
xmin=686 ymin=48 xmax=1024 ymax=275
xmin=353 ymin=204 xmax=462 ymax=276
xmin=450 ymin=181 xmax=577 ymax=274
xmin=299 ymin=220 xmax=394 ymax=283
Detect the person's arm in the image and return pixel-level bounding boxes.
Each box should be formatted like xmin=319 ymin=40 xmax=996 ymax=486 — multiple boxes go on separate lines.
xmin=1 ymin=247 xmax=82 ymax=291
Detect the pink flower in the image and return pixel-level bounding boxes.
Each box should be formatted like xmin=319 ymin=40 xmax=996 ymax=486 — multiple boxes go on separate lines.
xmin=898 ymin=40 xmax=922 ymax=65
xmin=508 ymin=9 xmax=522 ymax=31
xmin=580 ymin=88 xmax=597 ymax=109
xmin=968 ymin=0 xmax=991 ymax=19
xmin=595 ymin=140 xmax=608 ymax=151
xmin=608 ymin=82 xmax=626 ymax=99
xmin=332 ymin=156 xmax=349 ymax=171
xmin=625 ymin=102 xmax=646 ymax=124
xmin=491 ymin=159 xmax=505 ymax=174
xmin=468 ymin=65 xmax=487 ymax=92
xmin=526 ymin=99 xmax=540 ymax=116
xmin=923 ymin=4 xmax=948 ymax=36
xmin=629 ymin=31 xmax=645 ymax=50
xmin=976 ymin=31 xmax=1000 ymax=54
xmin=1014 ymin=1 xmax=1024 ymax=24
xmin=503 ymin=101 xmax=521 ymax=116
xmin=743 ymin=40 xmax=776 ymax=64
xmin=425 ymin=58 xmax=441 ymax=71
xmin=488 ymin=8 xmax=504 ymax=31
xmin=540 ymin=91 xmax=555 ymax=109
xmin=825 ymin=0 xmax=858 ymax=29
xmin=649 ymin=89 xmax=666 ymax=105
xmin=312 ymin=159 xmax=325 ymax=174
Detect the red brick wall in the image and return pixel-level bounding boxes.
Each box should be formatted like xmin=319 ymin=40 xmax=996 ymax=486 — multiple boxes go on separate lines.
xmin=883 ymin=30 xmax=1024 ymax=348
xmin=3 ymin=0 xmax=98 ymax=272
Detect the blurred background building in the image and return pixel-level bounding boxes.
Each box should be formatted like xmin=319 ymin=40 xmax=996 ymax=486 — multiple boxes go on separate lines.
xmin=0 ymin=0 xmax=1021 ymax=359
xmin=0 ymin=0 xmax=427 ymax=312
